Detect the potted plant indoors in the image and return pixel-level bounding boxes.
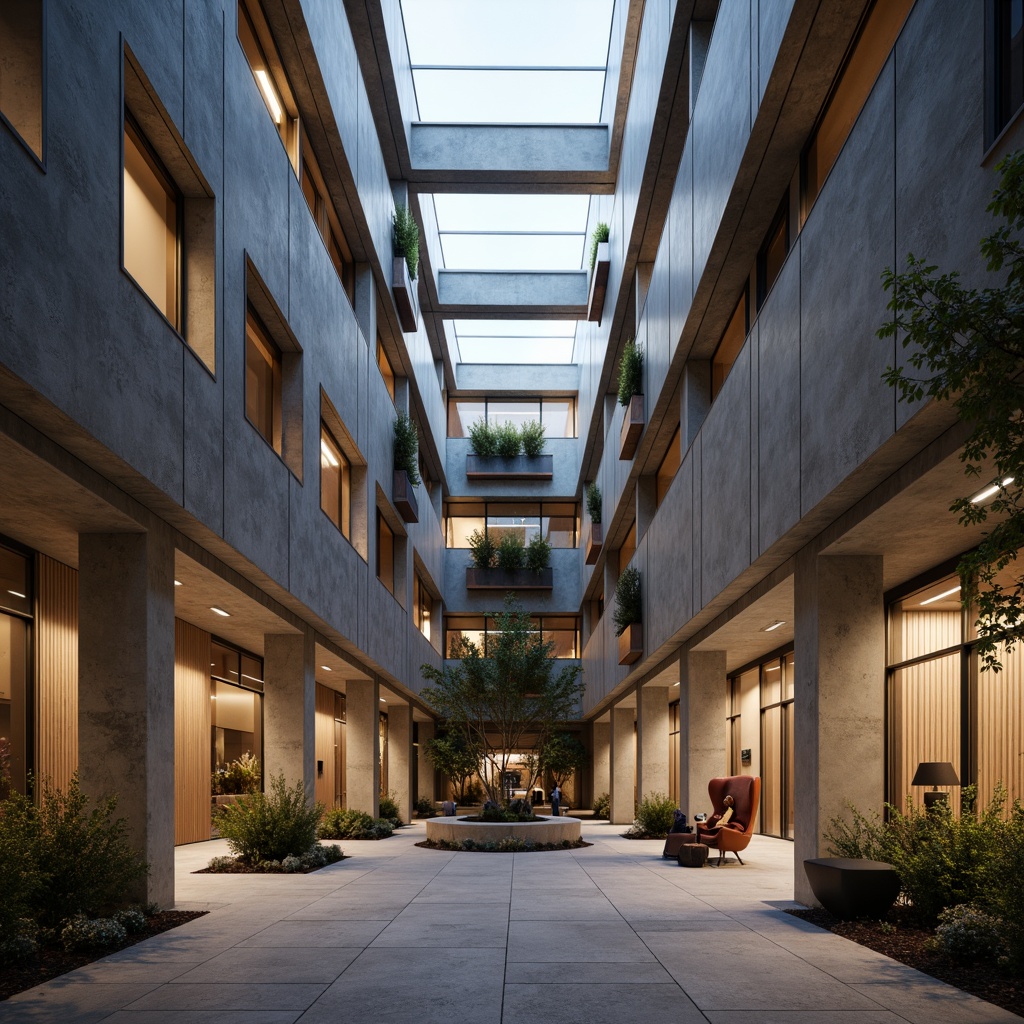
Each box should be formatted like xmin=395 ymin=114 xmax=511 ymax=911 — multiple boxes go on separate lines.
xmin=587 ymin=222 xmax=610 ymax=323
xmin=585 ymin=482 xmax=603 ymax=565
xmin=393 ymin=411 xmax=420 ymax=523
xmin=392 ymin=203 xmax=420 ymax=332
xmin=613 ymin=565 xmax=643 ymax=665
xmin=465 ymin=419 xmax=553 ymax=480
xmin=617 ymin=340 xmax=645 ymax=460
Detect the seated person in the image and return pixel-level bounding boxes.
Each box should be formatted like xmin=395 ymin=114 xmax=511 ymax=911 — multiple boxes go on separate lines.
xmin=669 ymin=809 xmax=690 ymax=834
xmin=697 ymin=794 xmax=740 ymax=836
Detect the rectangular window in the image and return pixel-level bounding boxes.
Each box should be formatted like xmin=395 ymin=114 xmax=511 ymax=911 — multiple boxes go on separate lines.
xmin=377 ymin=511 xmax=394 ymax=595
xmin=237 ymin=0 xmax=297 ymax=170
xmin=376 ymin=335 xmax=396 ymax=402
xmin=0 ymin=542 xmax=31 ymax=796
xmin=210 ymin=639 xmax=263 ymax=784
xmin=445 ymin=502 xmax=578 ymax=548
xmin=711 ymin=290 xmax=747 ymax=400
xmin=992 ymin=0 xmax=1024 ymax=140
xmin=804 ymin=0 xmax=914 ymax=218
xmin=123 ymin=118 xmax=180 ymax=329
xmin=320 ymin=422 xmax=350 ymax=539
xmin=542 ymin=502 xmax=577 ymax=548
xmin=414 ymin=572 xmax=432 ymax=641
xmin=656 ymin=425 xmax=681 ymax=508
xmin=0 ymin=1 xmax=43 ymax=159
xmin=446 ymin=398 xmax=578 ymax=437
xmin=757 ymin=205 xmax=788 ymax=310
xmin=444 ymin=615 xmax=579 ymax=659
xmin=618 ymin=519 xmax=637 ymax=574
xmin=245 ymin=307 xmax=282 ymax=452
xmin=487 ymin=400 xmax=542 ymax=430
xmin=300 ymin=133 xmax=355 ymax=301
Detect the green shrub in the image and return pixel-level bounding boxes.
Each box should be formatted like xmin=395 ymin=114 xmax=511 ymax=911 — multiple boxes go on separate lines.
xmin=585 ymin=482 xmax=602 ymax=524
xmin=496 ymin=533 xmax=526 ymax=571
xmin=393 ymin=412 xmax=421 ymax=485
xmin=213 ymin=752 xmax=261 ymax=795
xmin=589 ymin=222 xmax=609 ymax=271
xmin=497 ymin=836 xmax=527 ymax=851
xmin=60 ymin=914 xmax=126 ymax=952
xmin=631 ymin=792 xmax=677 ymax=839
xmin=217 ymin=773 xmax=322 ymax=865
xmin=495 ymin=421 xmax=522 ymax=458
xmin=617 ymin=340 xmax=644 ymax=406
xmin=468 ymin=528 xmax=496 ymax=570
xmin=415 ymin=796 xmax=437 ymax=818
xmin=935 ymin=905 xmax=1005 ymax=960
xmin=521 ymin=420 xmax=546 ymax=457
xmin=114 ymin=906 xmax=147 ymax=934
xmin=393 ymin=203 xmax=419 ymax=279
xmin=526 ymin=534 xmax=551 ymax=574
xmin=0 ymin=792 xmax=41 ymax=953
xmin=593 ymin=792 xmax=610 ymax=819
xmin=469 ymin=419 xmax=498 ymax=457
xmin=378 ymin=791 xmax=403 ymax=826
xmin=612 ymin=566 xmax=642 ymax=636
xmin=986 ymin=800 xmax=1024 ymax=969
xmin=319 ymin=808 xmax=393 ymax=840
xmin=30 ymin=774 xmax=148 ymax=928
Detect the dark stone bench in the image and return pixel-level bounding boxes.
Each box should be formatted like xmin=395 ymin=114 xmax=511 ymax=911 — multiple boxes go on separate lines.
xmin=803 ymin=857 xmax=901 ymax=920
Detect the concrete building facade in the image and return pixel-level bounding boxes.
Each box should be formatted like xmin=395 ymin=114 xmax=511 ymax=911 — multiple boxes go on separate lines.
xmin=0 ymin=0 xmax=1020 ymax=908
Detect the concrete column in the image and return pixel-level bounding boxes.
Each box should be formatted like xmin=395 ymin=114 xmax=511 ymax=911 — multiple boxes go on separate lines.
xmin=78 ymin=530 xmax=175 ymax=907
xmin=609 ymin=705 xmax=636 ymax=825
xmin=264 ymin=632 xmax=315 ymax=798
xmin=679 ymin=650 xmax=727 ymax=816
xmin=637 ymin=685 xmax=670 ymax=802
xmin=794 ymin=553 xmax=885 ymax=905
xmin=417 ymin=718 xmax=436 ymax=804
xmin=592 ymin=720 xmax=610 ymax=805
xmin=345 ymin=677 xmax=380 ymax=815
xmin=388 ymin=703 xmax=413 ymax=823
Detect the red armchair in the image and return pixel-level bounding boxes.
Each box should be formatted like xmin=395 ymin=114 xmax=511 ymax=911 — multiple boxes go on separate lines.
xmin=697 ymin=775 xmax=761 ymax=865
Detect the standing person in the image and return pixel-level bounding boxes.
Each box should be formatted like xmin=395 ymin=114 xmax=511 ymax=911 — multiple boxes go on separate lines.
xmin=550 ymin=784 xmax=561 ymax=817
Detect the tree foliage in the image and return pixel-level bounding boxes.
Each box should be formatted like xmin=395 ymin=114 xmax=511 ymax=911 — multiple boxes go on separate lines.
xmin=424 ymin=734 xmax=482 ymax=802
xmin=878 ymin=150 xmax=1024 ymax=670
xmin=421 ymin=595 xmax=584 ymax=805
xmin=539 ymin=732 xmax=589 ymax=788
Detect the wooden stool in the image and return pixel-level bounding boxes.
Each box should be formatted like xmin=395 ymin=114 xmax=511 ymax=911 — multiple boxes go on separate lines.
xmin=677 ymin=843 xmax=709 ymax=868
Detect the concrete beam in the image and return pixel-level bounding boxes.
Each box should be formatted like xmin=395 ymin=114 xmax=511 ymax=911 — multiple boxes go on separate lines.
xmin=436 ymin=271 xmax=588 ymax=317
xmin=409 ymin=123 xmax=613 ymax=189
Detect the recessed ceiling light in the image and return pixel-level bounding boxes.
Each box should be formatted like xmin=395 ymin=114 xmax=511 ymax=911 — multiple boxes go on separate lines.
xmin=971 ymin=476 xmax=1014 ymax=504
xmin=255 ymin=69 xmax=283 ymax=124
xmin=321 ymin=665 xmax=332 ymax=671
xmin=762 ymin=620 xmax=785 ymax=632
xmin=320 ymin=438 xmax=339 ymax=468
xmin=920 ymin=585 xmax=961 ymax=607
xmin=672 ymin=681 xmax=680 ymax=686
xmin=7 ymin=590 xmax=26 ymax=599
xmin=379 ymin=697 xmax=387 ymax=702
xmin=174 ymin=580 xmax=182 ymax=587
xmin=211 ymin=606 xmax=230 ymax=617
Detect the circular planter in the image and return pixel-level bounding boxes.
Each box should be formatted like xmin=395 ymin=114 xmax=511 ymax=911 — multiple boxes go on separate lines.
xmin=426 ymin=815 xmax=581 ymax=845
xmin=803 ymin=857 xmax=901 ymax=920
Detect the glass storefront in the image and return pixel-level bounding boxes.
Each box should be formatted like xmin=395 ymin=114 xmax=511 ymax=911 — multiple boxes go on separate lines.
xmin=445 ymin=615 xmax=580 ymax=659
xmin=0 ymin=542 xmax=31 ymax=797
xmin=210 ymin=639 xmax=263 ymax=783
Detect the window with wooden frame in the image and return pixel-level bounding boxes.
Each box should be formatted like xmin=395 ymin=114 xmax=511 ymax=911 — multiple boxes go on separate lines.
xmin=413 ymin=571 xmax=432 ymax=641
xmin=0 ymin=0 xmax=44 ymax=160
xmin=300 ymin=133 xmax=355 ymax=302
xmin=245 ymin=307 xmax=282 ymax=453
xmin=757 ymin=203 xmax=789 ymax=311
xmin=656 ymin=425 xmax=681 ymax=508
xmin=377 ymin=511 xmax=395 ymax=595
xmin=320 ymin=422 xmax=351 ymax=539
xmin=618 ymin=519 xmax=637 ymax=574
xmin=711 ymin=289 xmax=748 ymax=401
xmin=376 ymin=334 xmax=396 ymax=402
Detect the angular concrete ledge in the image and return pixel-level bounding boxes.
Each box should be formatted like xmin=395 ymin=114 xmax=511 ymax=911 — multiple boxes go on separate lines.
xmin=465 ymin=566 xmax=553 ymax=591
xmin=465 ymin=453 xmax=553 ymax=480
xmin=437 ymin=271 xmax=588 ymax=316
xmin=426 ymin=815 xmax=582 ymax=844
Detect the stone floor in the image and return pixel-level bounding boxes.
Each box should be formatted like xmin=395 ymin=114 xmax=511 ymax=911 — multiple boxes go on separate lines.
xmin=1 ymin=820 xmax=1019 ymax=1023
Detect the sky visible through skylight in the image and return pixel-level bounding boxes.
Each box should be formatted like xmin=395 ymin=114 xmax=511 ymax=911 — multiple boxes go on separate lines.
xmin=400 ymin=0 xmax=615 ymax=364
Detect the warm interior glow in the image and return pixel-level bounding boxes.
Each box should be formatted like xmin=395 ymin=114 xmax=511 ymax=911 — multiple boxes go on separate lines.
xmin=255 ymin=68 xmax=283 ymax=123
xmin=971 ymin=476 xmax=1014 ymax=504
xmin=920 ymin=585 xmax=961 ymax=607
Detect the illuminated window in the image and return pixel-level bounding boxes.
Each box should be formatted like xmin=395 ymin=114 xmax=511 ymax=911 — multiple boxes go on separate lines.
xmin=447 ymin=397 xmax=577 ymax=437
xmin=237 ymin=0 xmax=298 ymax=169
xmin=0 ymin=1 xmax=43 ymax=158
xmin=414 ymin=572 xmax=432 ymax=641
xmin=445 ymin=502 xmax=578 ymax=548
xmin=377 ymin=512 xmax=394 ymax=595
xmin=376 ymin=335 xmax=396 ymax=402
xmin=803 ymin=0 xmax=913 ymax=218
xmin=210 ymin=639 xmax=263 ymax=788
xmin=445 ymin=615 xmax=580 ymax=659
xmin=320 ymin=423 xmax=350 ymax=539
xmin=656 ymin=426 xmax=681 ymax=508
xmin=300 ymin=134 xmax=355 ymax=301
xmin=123 ymin=118 xmax=180 ymax=329
xmin=711 ymin=291 xmax=748 ymax=400
xmin=245 ymin=308 xmax=282 ymax=452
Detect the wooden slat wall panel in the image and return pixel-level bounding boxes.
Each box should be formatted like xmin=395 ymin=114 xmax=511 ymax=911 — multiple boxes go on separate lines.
xmin=175 ymin=619 xmax=211 ymax=844
xmin=35 ymin=555 xmax=78 ymax=789
xmin=978 ymin=644 xmax=1024 ymax=807
xmin=315 ymin=683 xmax=336 ymax=808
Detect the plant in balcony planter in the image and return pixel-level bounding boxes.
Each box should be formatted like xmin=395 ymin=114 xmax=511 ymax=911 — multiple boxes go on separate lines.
xmin=617 ymin=340 xmax=644 ymax=406
xmin=526 ymin=534 xmax=551 ymax=574
xmin=393 ymin=412 xmax=420 ymax=486
xmin=468 ymin=529 xmax=496 ymax=570
xmin=613 ymin=566 xmax=642 ymax=636
xmin=589 ymin=222 xmax=610 ymax=272
xmin=520 ymin=420 xmax=546 ymax=457
xmin=495 ymin=422 xmax=523 ymax=459
xmin=496 ymin=533 xmax=527 ymax=572
xmin=393 ymin=203 xmax=419 ymax=280
xmin=585 ymin=482 xmax=602 ymax=524
xmin=469 ymin=419 xmax=498 ymax=457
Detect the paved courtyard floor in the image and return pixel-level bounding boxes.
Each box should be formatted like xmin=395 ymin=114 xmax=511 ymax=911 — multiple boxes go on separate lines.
xmin=1 ymin=820 xmax=1019 ymax=1023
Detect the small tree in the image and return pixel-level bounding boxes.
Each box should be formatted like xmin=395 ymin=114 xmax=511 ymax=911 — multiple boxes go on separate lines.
xmin=617 ymin=340 xmax=644 ymax=405
xmin=585 ymin=482 xmax=602 ymax=524
xmin=425 ymin=734 xmax=482 ymax=803
xmin=393 ymin=203 xmax=419 ymax=279
xmin=393 ymin=412 xmax=421 ymax=485
xmin=539 ymin=732 xmax=589 ymax=790
xmin=589 ymin=222 xmax=609 ymax=271
xmin=878 ymin=149 xmax=1024 ymax=670
xmin=613 ymin=566 xmax=642 ymax=635
xmin=421 ymin=595 xmax=584 ymax=805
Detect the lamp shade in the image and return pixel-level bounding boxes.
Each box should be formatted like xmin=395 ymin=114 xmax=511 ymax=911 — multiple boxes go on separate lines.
xmin=911 ymin=761 xmax=960 ymax=787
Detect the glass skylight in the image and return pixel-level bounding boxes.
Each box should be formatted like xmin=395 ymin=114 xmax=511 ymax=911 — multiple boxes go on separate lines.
xmin=401 ymin=0 xmax=614 ymax=124
xmin=453 ymin=320 xmax=576 ymax=364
